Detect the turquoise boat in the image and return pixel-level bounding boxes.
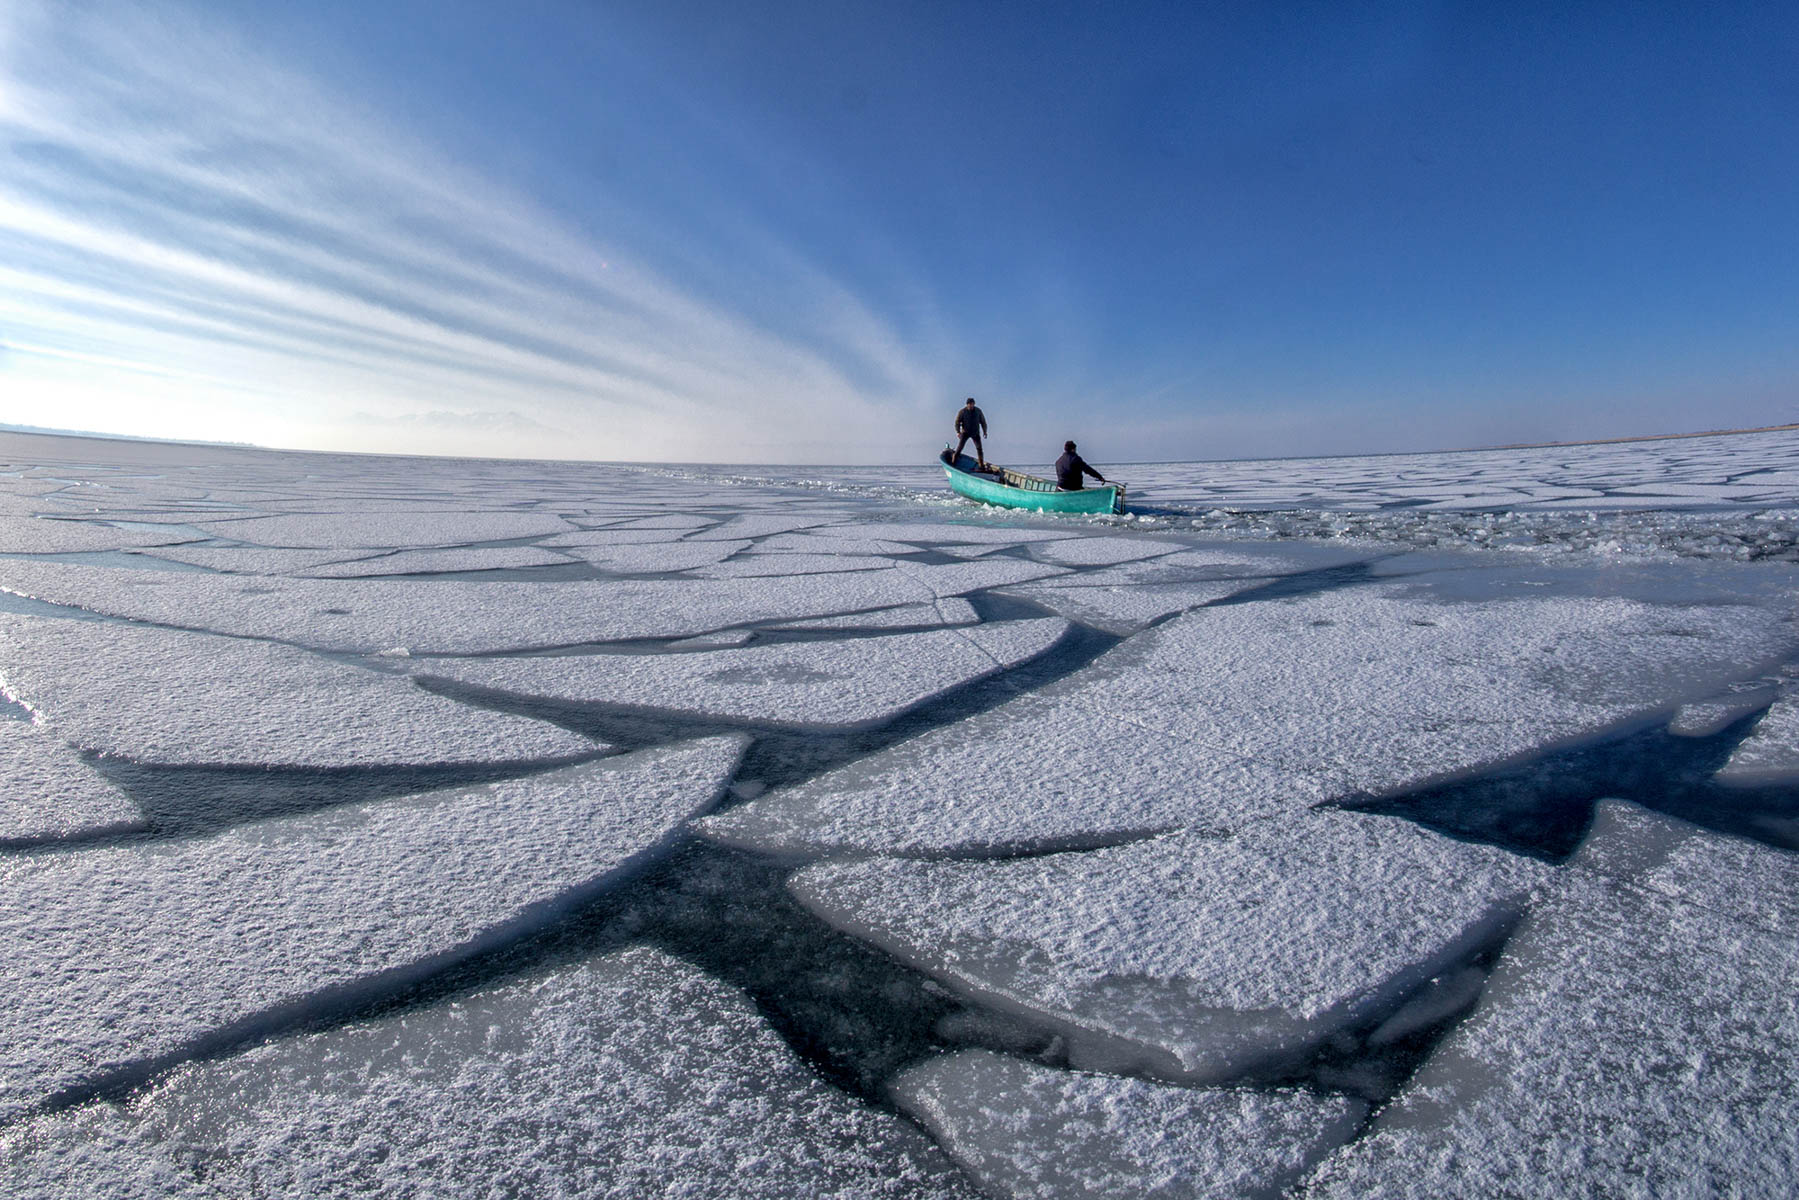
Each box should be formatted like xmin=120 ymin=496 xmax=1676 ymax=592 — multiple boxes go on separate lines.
xmin=939 ymin=449 xmax=1126 ymax=515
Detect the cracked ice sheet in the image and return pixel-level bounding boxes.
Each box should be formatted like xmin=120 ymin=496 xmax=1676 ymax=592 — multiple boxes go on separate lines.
xmin=418 ymin=620 xmax=1068 ymax=729
xmin=125 ymin=544 xmax=366 ymax=575
xmin=188 ymin=510 xmax=576 ymax=547
xmin=0 ymin=613 xmax=598 ymax=768
xmin=792 ymin=811 xmax=1547 ymax=1084
xmin=770 ymin=598 xmax=979 ymax=631
xmin=557 ymin=539 xmax=751 ymax=572
xmin=300 ymin=546 xmax=576 ymax=577
xmin=0 ymin=717 xmax=145 ymax=841
xmin=0 ymin=513 xmax=190 ymax=554
xmin=1300 ymin=868 xmax=1799 ymax=1196
xmin=0 ymin=561 xmax=1026 ymax=653
xmin=1028 ymin=535 xmax=1189 ymax=567
xmin=0 ymin=737 xmax=745 ymax=1121
xmin=1568 ymin=800 xmax=1799 ymax=936
xmin=0 ymin=947 xmax=976 ymax=1200
xmin=702 ymin=586 xmax=1789 ymax=857
xmin=894 ymin=1051 xmax=1364 ymax=1200
xmin=1714 ymin=695 xmax=1799 ymax=785
xmin=687 ymin=553 xmax=899 ymax=578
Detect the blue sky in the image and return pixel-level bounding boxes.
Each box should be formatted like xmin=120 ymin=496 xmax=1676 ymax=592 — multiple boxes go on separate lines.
xmin=1 ymin=1 xmax=1795 ymax=464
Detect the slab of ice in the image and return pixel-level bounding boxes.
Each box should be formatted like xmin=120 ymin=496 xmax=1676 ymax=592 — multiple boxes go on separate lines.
xmin=0 ymin=561 xmax=990 ymax=653
xmin=825 ymin=521 xmax=1078 ymax=546
xmin=126 ymin=544 xmax=366 ymax=575
xmin=894 ymin=1050 xmax=1364 ymax=1200
xmin=0 ymin=613 xmax=598 ymax=767
xmin=1568 ymin=799 xmax=1799 ymax=935
xmin=770 ymin=598 xmax=980 ymax=631
xmin=541 ymin=527 xmax=699 ymax=546
xmin=0 ymin=513 xmax=188 ymax=554
xmin=1667 ymin=691 xmax=1779 ymax=737
xmin=705 ymin=586 xmax=1788 ymax=857
xmin=685 ymin=514 xmax=837 ymax=541
xmin=0 ymin=947 xmax=973 ymax=1199
xmin=1713 ymin=695 xmax=1799 ymax=785
xmin=791 ymin=812 xmax=1546 ymax=1083
xmin=420 ymin=620 xmax=1068 ymax=729
xmin=558 ymin=539 xmax=751 ymax=573
xmin=1030 ymin=536 xmax=1188 ymax=567
xmin=0 ymin=717 xmax=145 ymax=841
xmin=301 ymin=546 xmax=575 ymax=577
xmin=190 ymin=511 xmax=575 ymax=548
xmin=689 ymin=553 xmax=899 ymax=578
xmin=755 ymin=531 xmax=922 ymax=556
xmin=1300 ymin=869 xmax=1799 ymax=1197
xmin=994 ymin=578 xmax=1248 ymax=633
xmin=0 ymin=738 xmax=744 ymax=1120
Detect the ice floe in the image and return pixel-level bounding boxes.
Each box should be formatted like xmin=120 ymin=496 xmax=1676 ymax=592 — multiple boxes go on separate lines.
xmin=894 ymin=1050 xmax=1364 ymax=1200
xmin=703 ymin=586 xmax=1789 ymax=857
xmin=0 ymin=947 xmax=973 ymax=1199
xmin=418 ymin=619 xmax=1069 ymax=729
xmin=191 ymin=510 xmax=575 ymax=547
xmin=0 ymin=613 xmax=598 ymax=767
xmin=0 ymin=512 xmax=189 ymax=554
xmin=557 ymin=539 xmax=751 ymax=572
xmin=0 ymin=716 xmax=145 ymax=842
xmin=0 ymin=738 xmax=743 ymax=1121
xmin=301 ymin=546 xmax=576 ymax=577
xmin=770 ymin=598 xmax=979 ymax=631
xmin=1713 ymin=695 xmax=1799 ymax=785
xmin=791 ymin=811 xmax=1546 ymax=1083
xmin=1300 ymin=818 xmax=1799 ymax=1197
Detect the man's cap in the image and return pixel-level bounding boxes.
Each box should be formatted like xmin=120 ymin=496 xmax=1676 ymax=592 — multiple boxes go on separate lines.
xmin=1064 ymin=440 xmax=1077 ymax=451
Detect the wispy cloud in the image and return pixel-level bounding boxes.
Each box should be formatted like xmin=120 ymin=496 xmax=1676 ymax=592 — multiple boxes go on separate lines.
xmin=0 ymin=2 xmax=945 ymax=462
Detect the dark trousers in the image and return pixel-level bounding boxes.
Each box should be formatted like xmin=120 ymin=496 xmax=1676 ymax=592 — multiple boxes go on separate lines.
xmin=955 ymin=432 xmax=984 ymax=463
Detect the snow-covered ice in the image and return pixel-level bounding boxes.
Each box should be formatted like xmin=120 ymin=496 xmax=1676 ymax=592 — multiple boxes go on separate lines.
xmin=702 ymin=584 xmax=1788 ymax=857
xmin=0 ymin=716 xmax=145 ymax=841
xmin=3 ymin=427 xmax=1797 ymax=1195
xmin=792 ymin=812 xmax=1547 ymax=1083
xmin=1714 ymin=694 xmax=1799 ymax=785
xmin=1 ymin=948 xmax=974 ymax=1199
xmin=894 ymin=1050 xmax=1363 ymax=1199
xmin=0 ymin=612 xmax=598 ymax=767
xmin=0 ymin=737 xmax=743 ymax=1120
xmin=417 ymin=619 xmax=1068 ymax=729
xmin=1299 ymin=806 xmax=1799 ymax=1197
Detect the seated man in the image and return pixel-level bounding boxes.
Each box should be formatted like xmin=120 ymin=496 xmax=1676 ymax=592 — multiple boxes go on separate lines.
xmin=1055 ymin=440 xmax=1107 ymax=490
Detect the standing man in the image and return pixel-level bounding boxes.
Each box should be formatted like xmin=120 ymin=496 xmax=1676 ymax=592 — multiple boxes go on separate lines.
xmin=953 ymin=397 xmax=988 ymax=469
xmin=1055 ymin=440 xmax=1107 ymax=490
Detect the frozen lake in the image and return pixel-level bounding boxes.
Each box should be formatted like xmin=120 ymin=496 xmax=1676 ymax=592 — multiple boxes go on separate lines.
xmin=1 ymin=427 xmax=1797 ymax=1197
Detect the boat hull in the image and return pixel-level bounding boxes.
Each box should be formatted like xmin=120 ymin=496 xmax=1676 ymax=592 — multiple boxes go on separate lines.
xmin=939 ymin=451 xmax=1125 ymax=515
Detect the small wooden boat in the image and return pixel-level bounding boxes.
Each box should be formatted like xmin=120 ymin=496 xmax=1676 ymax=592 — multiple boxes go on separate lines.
xmin=939 ymin=449 xmax=1126 ymax=515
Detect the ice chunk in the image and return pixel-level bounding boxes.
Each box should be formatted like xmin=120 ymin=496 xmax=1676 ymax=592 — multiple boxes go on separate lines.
xmin=541 ymin=527 xmax=701 ymax=546
xmin=0 ymin=513 xmax=189 ymax=554
xmin=0 ymin=717 xmax=145 ymax=841
xmin=0 ymin=613 xmax=598 ymax=767
xmin=127 ymin=545 xmax=370 ymax=574
xmin=1569 ymin=800 xmax=1799 ymax=935
xmin=0 ymin=946 xmax=974 ymax=1198
xmin=687 ymin=553 xmax=897 ymax=578
xmin=993 ymin=578 xmax=1247 ymax=633
xmin=824 ymin=521 xmax=1078 ymax=545
xmin=1714 ymin=695 xmax=1799 ymax=785
xmin=1667 ymin=690 xmax=1779 ymax=737
xmin=697 ymin=699 xmax=1325 ymax=858
xmin=302 ymin=546 xmax=575 ymax=577
xmin=894 ymin=1050 xmax=1364 ymax=1200
xmin=755 ymin=531 xmax=921 ymax=556
xmin=419 ymin=620 xmax=1068 ymax=729
xmin=0 ymin=738 xmax=743 ymax=1120
xmin=557 ymin=539 xmax=751 ymax=572
xmin=791 ymin=812 xmax=1546 ymax=1083
xmin=1300 ymin=870 xmax=1799 ymax=1197
xmin=685 ymin=513 xmax=837 ymax=540
xmin=705 ymin=587 xmax=1787 ymax=857
xmin=771 ymin=598 xmax=979 ymax=631
xmin=1030 ymin=536 xmax=1187 ymax=567
xmin=192 ymin=511 xmax=575 ymax=547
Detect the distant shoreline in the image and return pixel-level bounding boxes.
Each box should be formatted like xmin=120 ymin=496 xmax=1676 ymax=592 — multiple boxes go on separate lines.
xmin=1480 ymin=422 xmax=1799 ymax=452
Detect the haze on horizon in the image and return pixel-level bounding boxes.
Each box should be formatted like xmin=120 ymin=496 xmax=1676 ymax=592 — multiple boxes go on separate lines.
xmin=1 ymin=1 xmax=1795 ymax=467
